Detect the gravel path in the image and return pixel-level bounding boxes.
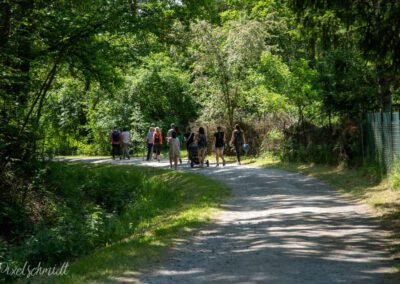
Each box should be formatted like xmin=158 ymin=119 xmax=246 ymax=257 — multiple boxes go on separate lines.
xmin=64 ymin=157 xmax=395 ymax=283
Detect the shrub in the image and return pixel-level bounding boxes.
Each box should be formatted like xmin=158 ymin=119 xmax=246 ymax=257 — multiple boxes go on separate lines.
xmin=280 ymin=120 xmax=362 ymax=166
xmin=389 ymin=163 xmax=400 ymax=190
xmin=0 ymin=162 xmax=195 ymax=280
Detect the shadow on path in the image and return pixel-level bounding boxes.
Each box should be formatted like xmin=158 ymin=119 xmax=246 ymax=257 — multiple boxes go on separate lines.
xmin=60 ymin=157 xmax=396 ymax=284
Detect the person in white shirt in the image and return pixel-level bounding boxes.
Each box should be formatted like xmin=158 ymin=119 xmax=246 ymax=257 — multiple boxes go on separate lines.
xmin=169 ymin=131 xmax=180 ymax=170
xmin=121 ymin=128 xmax=131 ymax=159
xmin=166 ymin=123 xmax=175 ymax=144
xmin=145 ymin=126 xmax=155 ymax=161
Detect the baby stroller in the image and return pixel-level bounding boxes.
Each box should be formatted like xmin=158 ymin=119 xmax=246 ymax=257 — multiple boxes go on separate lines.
xmin=188 ymin=144 xmax=209 ymax=168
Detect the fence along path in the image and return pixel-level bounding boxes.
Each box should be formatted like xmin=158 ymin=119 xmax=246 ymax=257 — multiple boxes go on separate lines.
xmin=365 ymin=112 xmax=400 ymax=171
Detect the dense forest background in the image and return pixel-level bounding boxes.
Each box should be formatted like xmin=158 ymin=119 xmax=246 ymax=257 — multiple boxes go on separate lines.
xmin=1 ymin=0 xmax=400 ymax=281
xmin=2 ymin=0 xmax=400 ymax=164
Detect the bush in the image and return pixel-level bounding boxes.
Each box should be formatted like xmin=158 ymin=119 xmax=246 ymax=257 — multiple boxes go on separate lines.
xmin=280 ymin=120 xmax=362 ymax=166
xmin=262 ymin=129 xmax=284 ymax=156
xmin=389 ymin=163 xmax=400 ymax=190
xmin=1 ymin=162 xmax=206 ymax=281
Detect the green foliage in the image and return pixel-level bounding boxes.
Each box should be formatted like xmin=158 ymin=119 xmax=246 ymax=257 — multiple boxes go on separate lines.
xmin=267 ymin=129 xmax=284 ymax=140
xmin=244 ymin=51 xmax=291 ymax=115
xmin=389 ymin=163 xmax=400 ymax=190
xmin=190 ymin=17 xmax=273 ymax=126
xmin=0 ymin=0 xmax=214 ymax=227
xmin=0 ymin=162 xmax=228 ymax=282
xmin=316 ymin=48 xmax=378 ymax=118
xmin=260 ymin=128 xmax=285 ymax=156
xmin=2 ymin=3 xmax=400 ymax=280
xmin=128 ymin=53 xmax=197 ymax=129
xmin=288 ymin=0 xmax=400 ymax=111
xmin=41 ymin=51 xmax=197 ymax=155
xmin=2 ymin=0 xmax=388 ymax=163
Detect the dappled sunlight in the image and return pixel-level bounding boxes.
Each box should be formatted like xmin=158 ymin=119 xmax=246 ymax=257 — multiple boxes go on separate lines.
xmin=62 ymin=157 xmax=396 ymax=283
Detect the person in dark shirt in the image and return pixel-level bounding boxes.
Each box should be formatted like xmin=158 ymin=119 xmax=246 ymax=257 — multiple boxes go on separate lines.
xmin=197 ymin=127 xmax=207 ymax=167
xmin=213 ymin=126 xmax=226 ymax=167
xmin=109 ymin=127 xmax=121 ymax=160
xmin=230 ymin=124 xmax=246 ymax=165
xmin=184 ymin=127 xmax=194 ymax=162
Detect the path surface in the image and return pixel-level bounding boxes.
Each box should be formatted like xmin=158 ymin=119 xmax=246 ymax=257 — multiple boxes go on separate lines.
xmin=64 ymin=157 xmax=395 ymax=283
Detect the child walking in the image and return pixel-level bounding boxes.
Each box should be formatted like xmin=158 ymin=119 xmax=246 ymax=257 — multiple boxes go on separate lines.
xmin=169 ymin=131 xmax=181 ymax=170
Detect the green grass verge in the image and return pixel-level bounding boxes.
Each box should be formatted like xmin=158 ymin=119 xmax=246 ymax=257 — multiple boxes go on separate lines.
xmin=15 ymin=162 xmax=229 ymax=284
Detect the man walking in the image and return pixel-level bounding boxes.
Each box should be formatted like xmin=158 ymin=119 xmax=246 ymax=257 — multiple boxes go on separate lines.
xmin=146 ymin=126 xmax=154 ymax=161
xmin=121 ymin=128 xmax=131 ymax=159
xmin=109 ymin=127 xmax=121 ymax=160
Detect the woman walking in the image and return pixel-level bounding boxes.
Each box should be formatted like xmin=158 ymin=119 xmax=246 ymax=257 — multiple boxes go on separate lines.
xmin=175 ymin=126 xmax=184 ymax=164
xmin=169 ymin=131 xmax=180 ymax=170
xmin=184 ymin=127 xmax=195 ymax=162
xmin=197 ymin=127 xmax=207 ymax=167
xmin=153 ymin=127 xmax=163 ymax=162
xmin=213 ymin=126 xmax=226 ymax=167
xmin=230 ymin=124 xmax=246 ymax=165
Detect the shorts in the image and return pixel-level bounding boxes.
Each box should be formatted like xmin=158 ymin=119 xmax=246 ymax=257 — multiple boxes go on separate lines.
xmin=153 ymin=144 xmax=161 ymax=155
xmin=215 ymin=146 xmax=224 ymax=151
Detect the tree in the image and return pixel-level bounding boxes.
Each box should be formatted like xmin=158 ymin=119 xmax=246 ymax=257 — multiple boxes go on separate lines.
xmin=0 ymin=0 xmax=212 ymax=170
xmin=190 ymin=18 xmax=268 ymax=128
xmin=0 ymin=0 xmax=215 ymax=247
xmin=288 ymin=0 xmax=400 ymax=111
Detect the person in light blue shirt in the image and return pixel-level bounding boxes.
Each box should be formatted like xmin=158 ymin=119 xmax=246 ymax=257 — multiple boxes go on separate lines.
xmin=145 ymin=126 xmax=155 ymax=161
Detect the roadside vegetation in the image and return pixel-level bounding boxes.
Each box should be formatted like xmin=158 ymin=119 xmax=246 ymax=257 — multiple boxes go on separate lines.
xmin=2 ymin=162 xmax=228 ymax=283
xmin=2 ymin=0 xmax=400 ymax=282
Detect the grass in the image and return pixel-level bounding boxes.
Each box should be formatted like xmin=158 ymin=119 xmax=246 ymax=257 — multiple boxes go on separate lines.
xmin=14 ymin=162 xmax=229 ymax=284
xmin=36 ymin=153 xmax=399 ymax=282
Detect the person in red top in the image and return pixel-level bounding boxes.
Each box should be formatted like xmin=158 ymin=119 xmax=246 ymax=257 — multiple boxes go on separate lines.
xmin=153 ymin=127 xmax=163 ymax=162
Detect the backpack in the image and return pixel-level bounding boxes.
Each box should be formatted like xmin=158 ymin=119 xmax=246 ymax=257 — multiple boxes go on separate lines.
xmin=112 ymin=130 xmax=120 ymax=143
xmin=154 ymin=133 xmax=161 ymax=144
xmin=234 ymin=130 xmax=243 ymax=145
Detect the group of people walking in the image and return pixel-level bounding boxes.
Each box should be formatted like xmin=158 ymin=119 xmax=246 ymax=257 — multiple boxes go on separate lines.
xmin=110 ymin=123 xmax=247 ymax=169
xmin=109 ymin=128 xmax=132 ymax=160
xmin=145 ymin=123 xmax=248 ymax=169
